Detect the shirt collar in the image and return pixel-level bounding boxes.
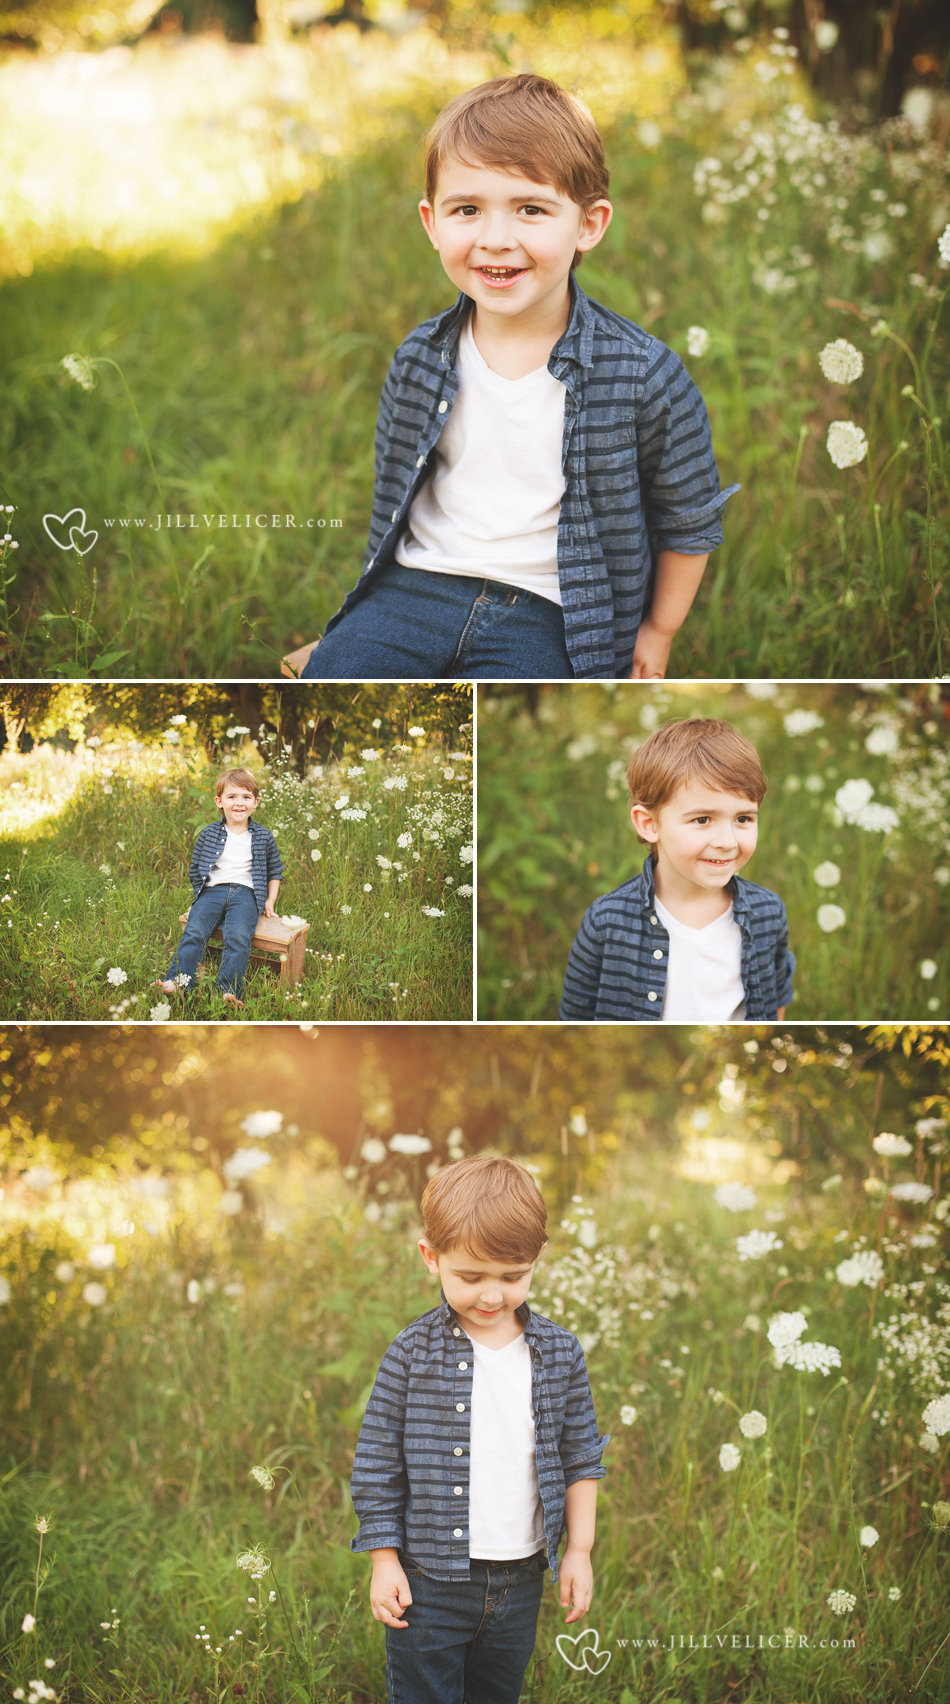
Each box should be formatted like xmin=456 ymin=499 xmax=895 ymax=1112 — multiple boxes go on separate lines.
xmin=640 ymin=853 xmax=748 ymax=920
xmin=427 ymin=273 xmax=595 ymax=372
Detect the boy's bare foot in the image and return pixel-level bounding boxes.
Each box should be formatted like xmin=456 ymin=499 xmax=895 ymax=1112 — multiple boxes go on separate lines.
xmin=153 ymin=979 xmax=178 ymax=995
xmin=222 ymin=992 xmax=243 ymax=1008
xmin=281 ymin=639 xmax=319 ymax=679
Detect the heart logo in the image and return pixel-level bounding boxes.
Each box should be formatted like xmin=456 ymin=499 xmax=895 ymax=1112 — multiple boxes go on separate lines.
xmin=555 ymin=1628 xmax=611 ymax=1674
xmin=43 ymin=508 xmax=98 ymax=555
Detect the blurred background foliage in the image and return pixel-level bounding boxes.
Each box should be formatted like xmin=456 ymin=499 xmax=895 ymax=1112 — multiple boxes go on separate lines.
xmin=1 ymin=0 xmax=947 ymax=123
xmin=2 ymin=1022 xmax=948 ymax=1199
xmin=0 ymin=682 xmax=470 ymax=763
xmin=477 ymin=681 xmax=950 ymax=1021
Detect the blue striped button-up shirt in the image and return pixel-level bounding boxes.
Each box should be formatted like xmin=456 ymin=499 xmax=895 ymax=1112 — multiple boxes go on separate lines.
xmin=325 ymin=278 xmax=739 ymax=680
xmin=349 ymin=1291 xmax=609 ymax=1582
xmin=188 ymin=818 xmax=284 ymax=917
xmin=559 ymin=854 xmax=795 ymax=1022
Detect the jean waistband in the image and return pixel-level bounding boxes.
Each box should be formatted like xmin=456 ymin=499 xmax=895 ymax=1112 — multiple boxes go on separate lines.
xmin=469 ymin=1550 xmax=546 ymax=1567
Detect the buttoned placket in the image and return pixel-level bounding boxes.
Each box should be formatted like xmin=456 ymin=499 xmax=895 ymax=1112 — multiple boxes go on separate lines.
xmin=447 ymin=1314 xmax=473 ymax=1553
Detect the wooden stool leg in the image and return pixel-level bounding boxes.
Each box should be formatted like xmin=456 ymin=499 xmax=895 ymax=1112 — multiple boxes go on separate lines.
xmin=288 ymin=929 xmax=307 ymax=986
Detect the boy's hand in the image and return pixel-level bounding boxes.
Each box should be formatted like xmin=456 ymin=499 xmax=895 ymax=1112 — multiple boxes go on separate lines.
xmin=629 ymin=617 xmax=672 ymax=679
xmin=369 ymin=1553 xmax=413 ymax=1629
xmin=263 ymin=901 xmax=278 ymax=919
xmin=559 ymin=1547 xmax=594 ymax=1623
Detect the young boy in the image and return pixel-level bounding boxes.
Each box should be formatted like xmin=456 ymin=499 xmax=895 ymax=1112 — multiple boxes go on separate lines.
xmin=154 ymin=767 xmax=283 ymax=1008
xmin=287 ymin=74 xmax=737 ymax=683
xmin=350 ymin=1153 xmax=609 ymax=1704
xmin=559 ymin=718 xmax=795 ymax=1022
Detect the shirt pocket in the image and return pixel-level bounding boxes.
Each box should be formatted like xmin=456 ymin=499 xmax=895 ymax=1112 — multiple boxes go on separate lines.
xmin=584 ymin=425 xmax=639 ymax=499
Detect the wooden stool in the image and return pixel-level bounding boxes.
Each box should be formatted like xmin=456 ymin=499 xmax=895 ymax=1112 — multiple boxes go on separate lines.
xmin=178 ymin=909 xmax=310 ymax=988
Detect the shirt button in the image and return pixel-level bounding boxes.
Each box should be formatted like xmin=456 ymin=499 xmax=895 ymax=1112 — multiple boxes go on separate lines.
xmin=452 ymin=1328 xmax=461 ymax=1336
xmin=453 ymin=1447 xmax=463 ymax=1456
xmin=456 ymin=1403 xmax=465 ymax=1412
xmin=391 ymin=509 xmax=398 ymax=522
xmin=438 ymin=400 xmax=448 ymax=413
xmin=650 ymin=914 xmax=658 ymax=925
xmin=416 ymin=455 xmax=425 ymax=467
xmin=453 ymin=1486 xmax=463 ymax=1495
xmin=648 ymin=991 xmax=658 ymax=1002
xmin=653 ymin=949 xmax=662 ymax=960
xmin=454 ymin=1528 xmax=463 ymax=1538
xmin=458 ymin=1361 xmax=468 ymax=1370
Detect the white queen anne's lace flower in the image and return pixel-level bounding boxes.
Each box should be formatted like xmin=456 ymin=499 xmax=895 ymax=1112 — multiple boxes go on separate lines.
xmin=783 ymin=709 xmax=824 ymax=736
xmin=922 ymin=1395 xmax=950 ymax=1436
xmin=223 ymin=1148 xmax=271 ymax=1184
xmin=620 ymin=1405 xmax=637 ymax=1424
xmin=768 ymin=1311 xmax=807 ymax=1348
xmin=240 ymin=1111 xmax=282 ymax=1139
xmin=860 ymin=1525 xmax=879 ymax=1547
xmin=687 ymin=326 xmax=710 ymax=357
xmin=714 ymin=1182 xmax=757 ymax=1212
xmin=360 ymin=1138 xmax=387 ymax=1165
xmin=106 ymin=967 xmax=127 ymax=986
xmin=835 ymin=778 xmax=874 ymax=819
xmin=938 ymin=224 xmax=950 ymax=269
xmin=814 ymin=862 xmax=841 ymax=888
xmin=250 ymin=1465 xmax=275 ymax=1490
xmin=817 ymin=904 xmax=847 ymax=933
xmin=819 ymin=339 xmax=863 ymax=383
xmin=873 ymin=1132 xmax=912 ymax=1156
xmin=826 ymin=1589 xmax=856 ymax=1614
xmin=891 ymin=1181 xmax=932 ymax=1203
xmin=826 ymin=421 xmax=868 ymax=469
xmin=836 ymin=1249 xmax=884 ymax=1287
xmin=739 ymin=1410 xmax=767 ymax=1438
xmin=736 ymin=1229 xmax=784 ymax=1260
xmin=389 ymin=1133 xmax=432 ymax=1155
xmin=719 ymin=1443 xmax=741 ymax=1472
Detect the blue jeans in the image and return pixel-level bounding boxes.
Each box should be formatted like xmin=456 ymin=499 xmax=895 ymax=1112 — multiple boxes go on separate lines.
xmin=385 ymin=1550 xmax=547 ymax=1704
xmin=301 ymin=563 xmax=574 ymax=680
xmin=165 ymin=883 xmax=261 ymax=997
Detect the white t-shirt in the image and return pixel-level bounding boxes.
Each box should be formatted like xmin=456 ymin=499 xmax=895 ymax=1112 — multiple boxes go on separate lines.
xmin=395 ymin=313 xmax=566 ymax=607
xmin=206 ymin=827 xmax=255 ymax=891
xmin=466 ymin=1329 xmax=545 ymax=1560
xmin=654 ymin=895 xmax=745 ymax=1022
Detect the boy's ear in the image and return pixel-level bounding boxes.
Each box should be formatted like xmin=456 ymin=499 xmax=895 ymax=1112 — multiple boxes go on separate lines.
xmin=631 ymin=803 xmax=660 ymax=844
xmin=418 ymin=200 xmax=440 ymax=252
xmin=418 ymin=1237 xmax=440 ymax=1275
xmin=575 ymin=199 xmax=612 ymax=256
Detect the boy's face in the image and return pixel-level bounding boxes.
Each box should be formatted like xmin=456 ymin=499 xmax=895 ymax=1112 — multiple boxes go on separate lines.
xmin=216 ymin=782 xmax=257 ymax=826
xmin=418 ymin=1238 xmax=545 ymax=1332
xmin=418 ymin=157 xmax=611 ymax=326
xmin=631 ymin=781 xmax=759 ymax=893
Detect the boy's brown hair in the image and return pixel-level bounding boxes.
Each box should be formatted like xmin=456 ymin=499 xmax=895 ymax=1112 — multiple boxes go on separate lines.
xmin=423 ymin=75 xmax=609 ymax=267
xmin=628 ymin=718 xmax=766 ymax=844
xmin=421 ymin=1153 xmax=547 ymax=1264
xmin=215 ymin=767 xmax=260 ymax=800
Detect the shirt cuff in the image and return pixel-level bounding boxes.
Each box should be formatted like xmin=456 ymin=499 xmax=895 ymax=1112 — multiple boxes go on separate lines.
xmin=350 ymin=1524 xmax=405 ymax=1554
xmin=651 ymin=482 xmax=741 ymax=555
xmin=562 ymin=1432 xmax=611 ymax=1486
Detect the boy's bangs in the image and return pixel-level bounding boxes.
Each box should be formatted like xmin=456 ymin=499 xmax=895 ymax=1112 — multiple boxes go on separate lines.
xmin=424 ymin=75 xmax=609 ymax=213
xmin=627 ymin=718 xmax=767 ymax=818
xmin=421 ymin=1154 xmax=547 ymax=1265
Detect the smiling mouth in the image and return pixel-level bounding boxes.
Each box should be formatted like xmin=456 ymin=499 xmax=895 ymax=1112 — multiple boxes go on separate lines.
xmin=476 ymin=266 xmax=526 ymax=284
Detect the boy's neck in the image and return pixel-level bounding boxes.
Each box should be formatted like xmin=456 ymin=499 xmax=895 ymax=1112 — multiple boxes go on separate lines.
xmin=652 ymin=854 xmax=734 ymax=928
xmin=468 ymin=277 xmax=573 ymax=380
xmin=459 ymin=1310 xmax=526 ymax=1350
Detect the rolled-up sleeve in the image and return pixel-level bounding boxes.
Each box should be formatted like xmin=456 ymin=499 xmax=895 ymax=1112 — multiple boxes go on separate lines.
xmin=559 ymin=1340 xmax=610 ymax=1486
xmin=776 ymin=906 xmax=795 ymax=1009
xmin=559 ymin=906 xmax=604 ymax=1021
xmin=350 ymin=1341 xmax=411 ymax=1555
xmin=266 ymin=831 xmax=284 ymax=883
xmin=637 ymin=343 xmax=740 ymax=557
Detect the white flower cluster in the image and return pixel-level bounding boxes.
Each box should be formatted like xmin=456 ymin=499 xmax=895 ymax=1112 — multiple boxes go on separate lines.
xmin=768 ymin=1310 xmax=842 ymax=1374
xmin=834 ymin=778 xmax=899 ymax=833
xmin=818 ymin=339 xmax=863 ymax=384
xmin=826 ymin=420 xmax=868 ymax=469
xmin=223 ymin=1148 xmax=271 ymax=1185
xmin=736 ymin=1229 xmax=784 ymax=1261
xmin=874 ymin=1279 xmax=950 ymax=1395
xmin=836 ymin=1249 xmax=884 ymax=1288
xmin=873 ymin=1132 xmax=912 ymax=1157
xmin=714 ymin=1182 xmax=757 ymax=1212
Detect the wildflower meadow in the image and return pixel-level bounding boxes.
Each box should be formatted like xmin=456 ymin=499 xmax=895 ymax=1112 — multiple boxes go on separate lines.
xmin=1 ymin=1023 xmax=950 ymax=1704
xmin=0 ymin=687 xmax=473 ymax=1019
xmin=477 ymin=680 xmax=950 ymax=1022
xmin=0 ymin=21 xmax=947 ymax=675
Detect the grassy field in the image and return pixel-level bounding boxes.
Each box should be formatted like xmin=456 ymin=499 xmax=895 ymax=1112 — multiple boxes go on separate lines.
xmin=476 ymin=681 xmax=950 ymax=1021
xmin=0 ymin=27 xmax=947 ymax=676
xmin=2 ymin=1040 xmax=949 ymax=1703
xmin=0 ymin=724 xmax=473 ymax=1019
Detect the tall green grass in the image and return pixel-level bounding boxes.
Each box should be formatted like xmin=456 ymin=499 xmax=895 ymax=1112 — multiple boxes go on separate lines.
xmin=2 ymin=1095 xmax=948 ymax=1702
xmin=0 ymin=45 xmax=946 ymax=676
xmin=476 ymin=681 xmax=949 ymax=1020
xmin=0 ymin=727 xmax=473 ymax=1019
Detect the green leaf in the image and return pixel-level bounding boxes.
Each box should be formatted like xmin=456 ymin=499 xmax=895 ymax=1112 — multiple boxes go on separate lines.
xmin=91 ymin=648 xmax=131 ymax=669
